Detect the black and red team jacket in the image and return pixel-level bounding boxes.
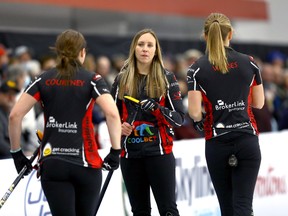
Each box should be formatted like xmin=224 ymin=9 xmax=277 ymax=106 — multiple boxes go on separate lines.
xmin=111 ymin=70 xmax=185 ymax=158
xmin=25 ymin=68 xmax=110 ymax=168
xmin=187 ymin=47 xmax=263 ymax=140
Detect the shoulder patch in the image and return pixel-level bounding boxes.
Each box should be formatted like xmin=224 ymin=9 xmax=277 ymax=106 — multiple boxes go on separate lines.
xmin=93 ymin=74 xmax=102 ymax=81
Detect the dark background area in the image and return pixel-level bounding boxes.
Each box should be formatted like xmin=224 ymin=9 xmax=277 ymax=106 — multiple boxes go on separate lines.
xmin=1 ymin=31 xmax=288 ymax=63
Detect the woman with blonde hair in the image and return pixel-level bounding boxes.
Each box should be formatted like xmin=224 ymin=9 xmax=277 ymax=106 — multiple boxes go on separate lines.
xmin=111 ymin=28 xmax=185 ymax=216
xmin=187 ymin=13 xmax=264 ymax=216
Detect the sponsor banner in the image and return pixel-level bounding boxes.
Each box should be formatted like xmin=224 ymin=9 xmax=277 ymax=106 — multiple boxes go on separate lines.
xmin=0 ymin=131 xmax=287 ymax=215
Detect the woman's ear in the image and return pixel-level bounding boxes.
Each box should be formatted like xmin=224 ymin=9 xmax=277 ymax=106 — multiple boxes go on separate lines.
xmin=228 ymin=30 xmax=233 ymax=41
xmin=80 ymin=48 xmax=86 ymax=58
xmin=79 ymin=48 xmax=86 ymax=64
xmin=204 ymin=34 xmax=208 ymax=41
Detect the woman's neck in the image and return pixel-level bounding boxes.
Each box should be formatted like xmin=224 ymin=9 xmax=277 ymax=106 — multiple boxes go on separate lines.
xmin=137 ymin=63 xmax=150 ymax=75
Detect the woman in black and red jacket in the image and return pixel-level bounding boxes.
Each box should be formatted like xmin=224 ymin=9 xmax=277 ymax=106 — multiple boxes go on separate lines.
xmin=187 ymin=13 xmax=265 ymax=216
xmin=9 ymin=29 xmax=122 ymax=216
xmin=111 ymin=28 xmax=184 ymax=216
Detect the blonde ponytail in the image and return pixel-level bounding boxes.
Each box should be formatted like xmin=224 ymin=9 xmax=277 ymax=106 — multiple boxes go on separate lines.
xmin=204 ymin=13 xmax=232 ymax=74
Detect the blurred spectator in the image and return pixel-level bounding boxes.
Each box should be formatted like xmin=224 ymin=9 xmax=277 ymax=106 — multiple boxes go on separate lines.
xmin=173 ymin=54 xmax=187 ymax=80
xmin=261 ymin=63 xmax=278 ymax=112
xmin=174 ymin=78 xmax=203 ymax=140
xmin=252 ymin=56 xmax=264 ymax=70
xmin=276 ymin=71 xmax=288 ymax=130
xmin=267 ymin=51 xmax=288 ymax=127
xmin=0 ymin=79 xmax=20 ymax=159
xmin=0 ymin=44 xmax=11 ymax=82
xmin=163 ymin=55 xmax=176 ymax=72
xmin=26 ymin=60 xmax=41 ymax=79
xmin=183 ymin=49 xmax=203 ymax=66
xmin=278 ymin=109 xmax=288 ymax=130
xmin=177 ymin=78 xmax=188 ymax=112
xmin=111 ymin=53 xmax=126 ymax=72
xmin=83 ymin=53 xmax=96 ymax=72
xmin=266 ymin=50 xmax=287 ymax=69
xmin=251 ymin=62 xmax=276 ymax=132
xmin=14 ymin=45 xmax=33 ymax=63
xmin=172 ymin=49 xmax=204 ymax=140
xmin=34 ymin=54 xmax=57 ymax=120
xmin=6 ymin=64 xmax=28 ymax=92
xmin=40 ymin=54 xmax=57 ymax=72
xmin=262 ymin=65 xmax=277 ymax=113
xmin=6 ymin=65 xmax=39 ymax=153
xmin=95 ymin=55 xmax=113 ymax=89
xmin=13 ymin=45 xmax=41 ymax=80
xmin=244 ymin=56 xmax=276 ymax=132
xmin=252 ymin=102 xmax=273 ymax=133
xmin=11 ymin=46 xmax=43 ymax=132
xmin=173 ymin=49 xmax=203 ymax=81
xmin=110 ymin=54 xmax=125 ymax=84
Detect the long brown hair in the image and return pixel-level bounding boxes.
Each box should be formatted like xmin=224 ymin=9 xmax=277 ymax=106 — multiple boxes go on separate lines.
xmin=204 ymin=13 xmax=232 ymax=73
xmin=118 ymin=29 xmax=168 ymax=99
xmin=53 ymin=29 xmax=86 ymax=79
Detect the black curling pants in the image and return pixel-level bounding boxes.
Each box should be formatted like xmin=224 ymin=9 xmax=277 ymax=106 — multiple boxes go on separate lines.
xmin=40 ymin=159 xmax=102 ymax=216
xmin=121 ymin=153 xmax=180 ymax=216
xmin=205 ymin=132 xmax=261 ymax=216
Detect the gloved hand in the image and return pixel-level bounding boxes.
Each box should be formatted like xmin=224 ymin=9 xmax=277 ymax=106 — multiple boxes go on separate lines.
xmin=11 ymin=149 xmax=33 ymax=176
xmin=102 ymin=148 xmax=121 ymax=171
xmin=193 ymin=113 xmax=206 ymax=132
xmin=140 ymin=98 xmax=159 ymax=112
xmin=193 ymin=119 xmax=204 ymax=131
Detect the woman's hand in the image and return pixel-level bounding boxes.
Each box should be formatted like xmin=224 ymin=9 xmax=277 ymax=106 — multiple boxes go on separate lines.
xmin=121 ymin=122 xmax=134 ymax=136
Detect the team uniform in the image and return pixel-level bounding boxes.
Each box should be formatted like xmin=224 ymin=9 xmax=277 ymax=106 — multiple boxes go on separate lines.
xmin=25 ymin=67 xmax=110 ymax=215
xmin=111 ymin=70 xmax=185 ymax=216
xmin=187 ymin=47 xmax=262 ymax=216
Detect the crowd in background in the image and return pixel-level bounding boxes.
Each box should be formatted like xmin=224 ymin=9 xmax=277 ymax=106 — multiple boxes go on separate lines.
xmin=0 ymin=42 xmax=288 ymax=158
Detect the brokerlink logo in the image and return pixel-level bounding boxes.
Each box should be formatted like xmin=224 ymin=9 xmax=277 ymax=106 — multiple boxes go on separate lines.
xmin=127 ymin=123 xmax=157 ymax=143
xmin=24 ymin=170 xmax=51 ymax=216
xmin=215 ymin=99 xmax=245 ymax=112
xmin=46 ymin=116 xmax=78 ymax=134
